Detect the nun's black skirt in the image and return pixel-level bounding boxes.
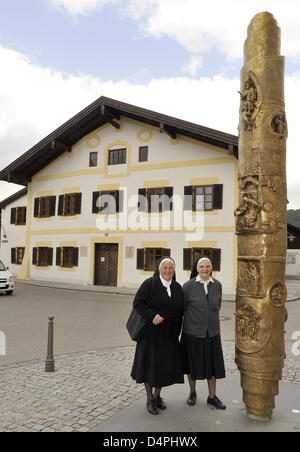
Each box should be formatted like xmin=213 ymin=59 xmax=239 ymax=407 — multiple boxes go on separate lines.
xmin=131 ymin=336 xmax=184 ymax=388
xmin=181 ymin=332 xmax=226 ymax=380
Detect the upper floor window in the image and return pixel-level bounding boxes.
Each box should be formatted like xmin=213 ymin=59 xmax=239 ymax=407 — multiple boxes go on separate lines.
xmin=92 ymin=190 xmax=124 ymax=214
xmin=184 ymin=184 xmax=223 ymax=211
xmin=57 ymin=193 xmax=82 ymax=216
xmin=138 ymin=187 xmax=173 ymax=213
xmin=108 ymin=148 xmax=126 ymax=165
xmin=10 ymin=207 xmax=27 ymax=225
xmin=139 ymin=146 xmax=148 ymax=162
xmin=89 ymin=152 xmax=98 ymax=167
xmin=136 ymin=248 xmax=171 ymax=271
xmin=34 ymin=196 xmax=56 ymax=218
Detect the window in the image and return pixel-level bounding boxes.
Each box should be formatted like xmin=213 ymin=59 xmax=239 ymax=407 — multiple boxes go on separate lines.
xmin=32 ymin=247 xmax=53 ymax=267
xmin=56 ymin=247 xmax=79 ymax=268
xmin=57 ymin=193 xmax=82 ymax=216
xmin=108 ymin=148 xmax=126 ymax=165
xmin=139 ymin=146 xmax=148 ymax=162
xmin=138 ymin=187 xmax=173 ymax=213
xmin=92 ymin=190 xmax=124 ymax=214
xmin=11 ymin=247 xmax=25 ymax=265
xmin=136 ymin=248 xmax=171 ymax=271
xmin=183 ymin=248 xmax=221 ymax=272
xmin=184 ymin=185 xmax=223 ymax=211
xmin=287 ymin=254 xmax=297 ymax=265
xmin=89 ymin=152 xmax=98 ymax=167
xmin=10 ymin=207 xmax=27 ymax=225
xmin=33 ymin=197 xmax=56 ymax=218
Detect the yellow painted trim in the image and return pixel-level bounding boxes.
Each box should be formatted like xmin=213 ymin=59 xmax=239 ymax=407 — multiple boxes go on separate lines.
xmin=37 ymin=190 xmax=55 ymax=197
xmin=143 ymin=180 xmax=169 ymax=188
xmin=35 ymin=241 xmax=52 ymax=247
xmin=103 ymin=140 xmax=132 ymax=178
xmin=141 ymin=241 xmax=167 ymax=248
xmin=33 ymin=266 xmax=51 ymax=270
xmin=35 ymin=168 xmax=103 ymax=183
xmin=169 ymin=138 xmax=179 ymax=146
xmin=97 ymin=183 xmax=121 ymax=191
xmin=72 ymin=123 xmax=110 ymax=151
xmin=129 ymin=156 xmax=235 ymax=173
xmin=86 ymin=134 xmax=101 ymax=149
xmin=60 ymin=215 xmax=79 ymax=220
xmin=90 ymin=236 xmax=123 ymax=283
xmin=35 ymin=217 xmax=53 ymax=222
xmin=59 ymin=241 xmax=77 ymax=247
xmin=188 ymin=240 xmax=218 ymax=248
xmin=58 ymin=266 xmax=77 ymax=272
xmin=62 ymin=187 xmax=80 ymax=194
xmin=136 ymin=128 xmax=153 ymax=143
xmin=18 ymin=182 xmax=33 ymax=280
xmin=189 ymin=177 xmax=219 ymax=186
xmin=30 ymin=226 xmax=235 ymax=235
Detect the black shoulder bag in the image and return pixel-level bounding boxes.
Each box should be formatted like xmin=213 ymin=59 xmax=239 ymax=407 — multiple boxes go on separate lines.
xmin=126 ymin=278 xmax=155 ymax=342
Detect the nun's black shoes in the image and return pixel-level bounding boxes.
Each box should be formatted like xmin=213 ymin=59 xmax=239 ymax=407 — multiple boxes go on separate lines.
xmin=156 ymin=396 xmax=167 ymax=410
xmin=187 ymin=392 xmax=197 ymax=406
xmin=146 ymin=399 xmax=159 ymax=415
xmin=207 ymin=395 xmax=226 ymax=410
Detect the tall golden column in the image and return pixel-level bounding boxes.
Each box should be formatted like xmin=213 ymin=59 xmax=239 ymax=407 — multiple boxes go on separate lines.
xmin=235 ymin=11 xmax=288 ymax=421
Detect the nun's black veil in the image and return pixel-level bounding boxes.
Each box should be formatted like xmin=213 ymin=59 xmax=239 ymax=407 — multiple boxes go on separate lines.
xmin=153 ymin=257 xmax=176 ymax=281
xmin=190 ymin=258 xmax=200 ymax=280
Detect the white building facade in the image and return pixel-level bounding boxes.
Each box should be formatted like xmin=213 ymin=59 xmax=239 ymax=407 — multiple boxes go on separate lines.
xmin=0 ymin=97 xmax=238 ymax=293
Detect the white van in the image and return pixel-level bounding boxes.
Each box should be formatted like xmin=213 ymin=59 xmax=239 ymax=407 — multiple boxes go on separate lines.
xmin=0 ymin=260 xmax=14 ymax=295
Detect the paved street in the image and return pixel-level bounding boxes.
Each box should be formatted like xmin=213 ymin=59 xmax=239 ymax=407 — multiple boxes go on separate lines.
xmin=0 ymin=281 xmax=299 ymax=432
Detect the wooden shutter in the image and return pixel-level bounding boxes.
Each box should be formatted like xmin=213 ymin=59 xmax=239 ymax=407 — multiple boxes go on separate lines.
xmin=184 ymin=186 xmax=193 ymax=210
xmin=56 ymin=247 xmax=62 ymax=266
xmin=32 ymin=248 xmax=37 ymax=265
xmin=50 ymin=197 xmax=56 ymax=216
xmin=161 ymin=248 xmax=171 ymax=257
xmin=136 ymin=248 xmax=145 ymax=270
xmin=72 ymin=247 xmax=79 ymax=267
xmin=47 ymin=248 xmax=53 ymax=266
xmin=164 ymin=187 xmax=173 ymax=211
xmin=92 ymin=191 xmax=100 ymax=213
xmin=213 ymin=184 xmax=223 ymax=210
xmin=211 ymin=248 xmax=221 ymax=271
xmin=10 ymin=208 xmax=16 ymax=224
xmin=138 ymin=188 xmax=147 ymax=212
xmin=116 ymin=190 xmax=124 ymax=213
xmin=74 ymin=193 xmax=82 ymax=214
xmin=33 ymin=198 xmax=39 ymax=217
xmin=58 ymin=195 xmax=64 ymax=215
xmin=183 ymin=248 xmax=192 ymax=270
xmin=11 ymin=248 xmax=16 ymax=264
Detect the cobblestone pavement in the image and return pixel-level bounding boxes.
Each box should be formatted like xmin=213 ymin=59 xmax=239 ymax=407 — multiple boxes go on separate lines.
xmin=0 ymin=342 xmax=299 ymax=432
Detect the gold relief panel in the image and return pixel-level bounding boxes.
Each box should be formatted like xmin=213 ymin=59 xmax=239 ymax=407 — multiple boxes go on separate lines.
xmin=237 ymin=259 xmax=265 ymax=298
xmin=235 ymin=299 xmax=272 ymax=354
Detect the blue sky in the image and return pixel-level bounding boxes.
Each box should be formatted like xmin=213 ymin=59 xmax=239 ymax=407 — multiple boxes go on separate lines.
xmin=1 ymin=0 xmax=300 ymax=207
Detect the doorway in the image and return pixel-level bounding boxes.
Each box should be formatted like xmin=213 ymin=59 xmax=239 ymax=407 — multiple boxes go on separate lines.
xmin=94 ymin=243 xmax=118 ymax=286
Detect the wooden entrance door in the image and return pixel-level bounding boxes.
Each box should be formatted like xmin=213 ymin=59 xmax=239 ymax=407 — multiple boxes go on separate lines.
xmin=94 ymin=243 xmax=118 ymax=286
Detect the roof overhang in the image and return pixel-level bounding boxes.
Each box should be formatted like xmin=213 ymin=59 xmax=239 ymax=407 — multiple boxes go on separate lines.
xmin=0 ymin=96 xmax=238 ymax=185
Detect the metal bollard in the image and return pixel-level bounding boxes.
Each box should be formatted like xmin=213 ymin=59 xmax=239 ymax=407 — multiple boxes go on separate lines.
xmin=45 ymin=316 xmax=55 ymax=372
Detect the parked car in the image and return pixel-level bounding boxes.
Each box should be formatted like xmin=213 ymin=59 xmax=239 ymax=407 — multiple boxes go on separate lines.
xmin=0 ymin=260 xmax=14 ymax=295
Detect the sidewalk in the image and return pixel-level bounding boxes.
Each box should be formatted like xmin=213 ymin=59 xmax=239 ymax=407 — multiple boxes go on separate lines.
xmin=16 ymin=278 xmax=300 ymax=302
xmin=0 ymin=341 xmax=299 ymax=432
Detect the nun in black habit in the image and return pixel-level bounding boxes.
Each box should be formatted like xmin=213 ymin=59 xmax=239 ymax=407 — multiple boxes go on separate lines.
xmin=130 ymin=257 xmax=184 ymax=415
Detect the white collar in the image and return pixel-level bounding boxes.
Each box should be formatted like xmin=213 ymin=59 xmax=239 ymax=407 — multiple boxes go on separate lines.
xmin=160 ymin=275 xmax=172 ymax=297
xmin=196 ymin=275 xmax=214 ymax=284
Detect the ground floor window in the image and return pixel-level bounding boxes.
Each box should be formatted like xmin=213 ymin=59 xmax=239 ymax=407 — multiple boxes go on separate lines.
xmin=56 ymin=247 xmax=79 ymax=268
xmin=136 ymin=248 xmax=171 ymax=271
xmin=183 ymin=248 xmax=221 ymax=272
xmin=32 ymin=247 xmax=53 ymax=267
xmin=11 ymin=247 xmax=25 ymax=265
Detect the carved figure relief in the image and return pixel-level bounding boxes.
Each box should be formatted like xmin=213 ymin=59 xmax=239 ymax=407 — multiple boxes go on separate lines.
xmin=235 ymin=192 xmax=262 ymax=232
xmin=235 ymin=303 xmax=271 ymax=354
xmin=269 ymin=283 xmax=285 ymax=307
xmin=236 ymin=305 xmax=262 ymax=343
xmin=237 ymin=260 xmax=264 ymax=298
xmin=271 ymin=113 xmax=287 ymax=138
xmin=239 ymin=76 xmax=260 ymax=130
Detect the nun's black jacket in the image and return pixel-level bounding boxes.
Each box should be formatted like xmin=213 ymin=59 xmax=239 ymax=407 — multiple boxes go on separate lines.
xmin=133 ymin=276 xmax=184 ymax=342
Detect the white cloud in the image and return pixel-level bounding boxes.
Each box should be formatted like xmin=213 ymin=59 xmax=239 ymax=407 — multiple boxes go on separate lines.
xmin=47 ymin=0 xmax=119 ymax=16
xmin=181 ymin=56 xmax=204 ymax=77
xmin=0 ymin=43 xmax=299 ymax=208
xmin=48 ymin=0 xmax=300 ymax=63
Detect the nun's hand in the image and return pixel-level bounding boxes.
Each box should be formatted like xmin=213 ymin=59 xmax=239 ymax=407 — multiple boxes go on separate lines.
xmin=153 ymin=315 xmax=164 ymax=325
